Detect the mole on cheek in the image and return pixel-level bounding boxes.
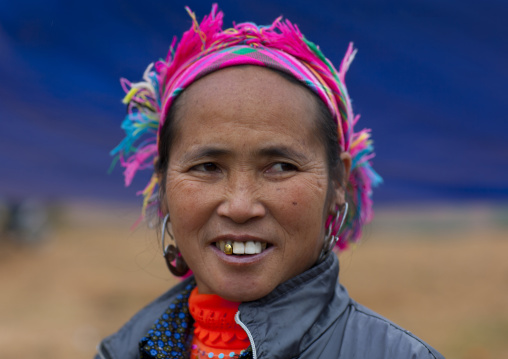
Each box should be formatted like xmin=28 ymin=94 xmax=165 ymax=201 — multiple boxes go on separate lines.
xmin=292 ymin=202 xmax=298 ymax=206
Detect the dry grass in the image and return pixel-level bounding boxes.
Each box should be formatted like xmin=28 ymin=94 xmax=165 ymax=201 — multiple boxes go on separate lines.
xmin=0 ymin=202 xmax=507 ymax=359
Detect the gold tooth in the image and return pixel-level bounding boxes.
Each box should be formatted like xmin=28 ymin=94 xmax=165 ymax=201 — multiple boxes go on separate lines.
xmin=224 ymin=242 xmax=233 ymax=255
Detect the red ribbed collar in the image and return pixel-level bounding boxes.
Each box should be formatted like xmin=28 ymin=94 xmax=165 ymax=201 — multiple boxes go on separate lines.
xmin=189 ymin=287 xmax=249 ymax=349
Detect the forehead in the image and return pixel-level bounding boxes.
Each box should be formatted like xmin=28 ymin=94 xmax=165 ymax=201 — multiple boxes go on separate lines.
xmin=173 ymin=66 xmax=320 ymax=136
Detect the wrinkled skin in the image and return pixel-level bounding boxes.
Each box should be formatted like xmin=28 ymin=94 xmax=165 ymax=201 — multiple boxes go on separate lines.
xmin=163 ymin=66 xmax=349 ymax=302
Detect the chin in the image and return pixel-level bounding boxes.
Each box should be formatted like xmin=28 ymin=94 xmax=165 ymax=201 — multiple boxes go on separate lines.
xmin=219 ymin=288 xmax=273 ymax=303
xmin=197 ymin=272 xmax=277 ymax=303
xmin=221 ymin=287 xmax=273 ymax=303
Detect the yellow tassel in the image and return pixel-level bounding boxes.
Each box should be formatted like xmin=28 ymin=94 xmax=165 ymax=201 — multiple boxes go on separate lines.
xmin=141 ymin=175 xmax=158 ymax=217
xmin=122 ymin=88 xmax=139 ymax=104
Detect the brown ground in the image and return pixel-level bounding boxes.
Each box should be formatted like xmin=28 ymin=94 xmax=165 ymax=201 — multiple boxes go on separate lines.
xmin=1 ymin=202 xmax=507 ymax=359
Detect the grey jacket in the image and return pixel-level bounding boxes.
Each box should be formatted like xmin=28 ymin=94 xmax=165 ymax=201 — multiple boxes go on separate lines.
xmin=96 ymin=254 xmax=444 ymax=359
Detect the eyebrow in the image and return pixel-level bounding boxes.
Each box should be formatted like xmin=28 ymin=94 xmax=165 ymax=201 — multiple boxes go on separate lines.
xmin=180 ymin=145 xmax=310 ymax=163
xmin=180 ymin=147 xmax=232 ymax=162
xmin=257 ymin=146 xmax=310 ymax=163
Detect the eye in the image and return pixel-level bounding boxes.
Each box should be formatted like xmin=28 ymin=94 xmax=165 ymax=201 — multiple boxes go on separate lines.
xmin=266 ymin=162 xmax=298 ymax=173
xmin=191 ymin=162 xmax=220 ymax=172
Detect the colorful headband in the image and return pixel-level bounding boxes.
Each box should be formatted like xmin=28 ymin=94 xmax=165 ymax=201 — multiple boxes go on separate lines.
xmin=111 ymin=4 xmax=382 ymax=249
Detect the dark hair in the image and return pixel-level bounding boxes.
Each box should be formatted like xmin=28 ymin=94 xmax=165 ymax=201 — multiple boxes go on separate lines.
xmin=155 ymin=67 xmax=344 ymax=208
xmin=155 ymin=94 xmax=181 ymax=210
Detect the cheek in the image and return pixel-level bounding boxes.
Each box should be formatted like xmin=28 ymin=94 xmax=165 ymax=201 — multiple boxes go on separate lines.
xmin=270 ymin=177 xmax=329 ymax=235
xmin=168 ymin=180 xmax=198 ymax=210
xmin=165 ymin=178 xmax=211 ymax=239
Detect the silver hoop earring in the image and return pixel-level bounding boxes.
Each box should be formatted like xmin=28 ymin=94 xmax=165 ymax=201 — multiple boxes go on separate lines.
xmin=318 ymin=202 xmax=349 ymax=263
xmin=161 ymin=214 xmax=189 ymax=276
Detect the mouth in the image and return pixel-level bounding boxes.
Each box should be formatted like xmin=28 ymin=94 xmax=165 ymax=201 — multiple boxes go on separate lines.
xmin=213 ymin=240 xmax=270 ymax=255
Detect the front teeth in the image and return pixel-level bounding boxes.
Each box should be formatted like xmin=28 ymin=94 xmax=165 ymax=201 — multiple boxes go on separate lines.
xmin=233 ymin=241 xmax=245 ymax=254
xmin=244 ymin=241 xmax=258 ymax=254
xmin=215 ymin=240 xmax=267 ymax=255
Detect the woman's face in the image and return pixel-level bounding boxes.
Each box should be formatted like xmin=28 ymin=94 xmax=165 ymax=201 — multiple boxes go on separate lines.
xmin=164 ymin=66 xmax=341 ymax=302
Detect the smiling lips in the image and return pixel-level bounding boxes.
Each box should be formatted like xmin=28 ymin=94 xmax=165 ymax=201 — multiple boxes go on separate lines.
xmin=214 ymin=240 xmax=268 ymax=255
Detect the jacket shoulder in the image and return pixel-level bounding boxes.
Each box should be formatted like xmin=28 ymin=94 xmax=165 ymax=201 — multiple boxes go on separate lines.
xmin=339 ymin=301 xmax=445 ymax=359
xmin=96 ymin=277 xmax=194 ymax=359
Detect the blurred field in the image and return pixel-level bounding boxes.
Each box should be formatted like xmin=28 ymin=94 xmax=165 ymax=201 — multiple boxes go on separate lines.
xmin=1 ymin=202 xmax=507 ymax=359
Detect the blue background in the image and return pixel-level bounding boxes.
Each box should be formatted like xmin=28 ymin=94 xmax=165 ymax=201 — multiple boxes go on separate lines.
xmin=1 ymin=0 xmax=507 ymax=204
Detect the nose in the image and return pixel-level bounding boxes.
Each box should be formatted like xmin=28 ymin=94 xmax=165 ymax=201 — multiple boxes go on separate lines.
xmin=216 ymin=171 xmax=266 ymax=224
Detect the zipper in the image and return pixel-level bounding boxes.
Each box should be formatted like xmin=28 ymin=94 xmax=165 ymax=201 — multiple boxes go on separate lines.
xmin=235 ymin=310 xmax=257 ymax=359
xmin=96 ymin=342 xmax=113 ymax=359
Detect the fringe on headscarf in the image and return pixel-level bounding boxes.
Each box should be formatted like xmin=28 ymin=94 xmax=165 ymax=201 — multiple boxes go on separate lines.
xmin=111 ymin=4 xmax=382 ymax=249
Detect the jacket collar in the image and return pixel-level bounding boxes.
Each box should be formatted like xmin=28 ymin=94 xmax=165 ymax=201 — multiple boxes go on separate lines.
xmin=237 ymin=254 xmax=349 ymax=359
xmin=98 ymin=254 xmax=347 ymax=359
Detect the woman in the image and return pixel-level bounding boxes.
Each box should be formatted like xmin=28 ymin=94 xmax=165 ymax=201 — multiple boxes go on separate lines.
xmin=100 ymin=5 xmax=444 ymax=359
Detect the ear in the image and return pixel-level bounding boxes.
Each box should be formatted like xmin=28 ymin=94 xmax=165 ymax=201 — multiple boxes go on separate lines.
xmin=157 ymin=172 xmax=169 ymax=216
xmin=330 ymin=152 xmax=352 ymax=212
xmin=340 ymin=151 xmax=352 ymax=187
xmin=160 ymin=203 xmax=169 ymax=217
